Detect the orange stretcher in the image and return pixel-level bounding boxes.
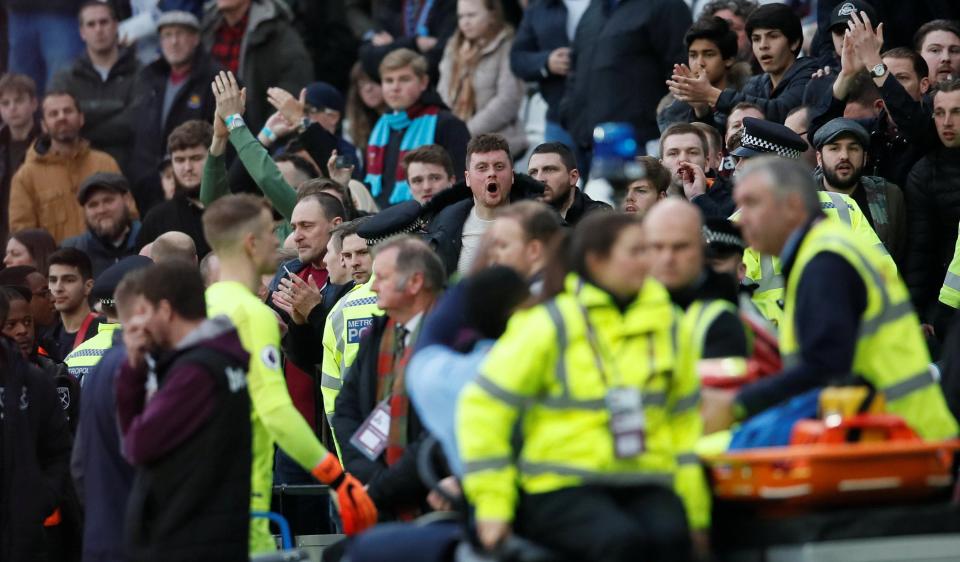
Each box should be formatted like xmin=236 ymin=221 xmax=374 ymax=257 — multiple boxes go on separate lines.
xmin=701 ymin=414 xmax=960 ymax=516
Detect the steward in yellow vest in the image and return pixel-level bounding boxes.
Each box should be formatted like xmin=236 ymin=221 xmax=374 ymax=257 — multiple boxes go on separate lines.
xmin=458 ymin=214 xmax=707 ymax=562
xmin=703 ymin=157 xmax=957 ymax=440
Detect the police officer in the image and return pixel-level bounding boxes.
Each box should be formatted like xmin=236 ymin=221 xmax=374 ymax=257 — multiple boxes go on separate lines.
xmin=458 ymin=212 xmax=708 ymax=561
xmin=702 ymin=156 xmax=958 ymax=440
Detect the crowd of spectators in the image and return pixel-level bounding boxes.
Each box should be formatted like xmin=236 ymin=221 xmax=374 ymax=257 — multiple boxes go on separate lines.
xmin=3 ymin=0 xmax=960 ymax=560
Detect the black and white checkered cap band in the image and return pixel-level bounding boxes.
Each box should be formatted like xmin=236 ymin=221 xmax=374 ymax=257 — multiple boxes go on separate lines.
xmin=702 ymin=225 xmax=745 ymax=250
xmin=741 ymin=132 xmax=802 ymax=160
xmin=364 ymin=217 xmax=427 ymax=246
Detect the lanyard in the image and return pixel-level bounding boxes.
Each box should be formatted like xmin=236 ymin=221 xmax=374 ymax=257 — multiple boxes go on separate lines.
xmin=578 ymin=304 xmax=624 ymax=388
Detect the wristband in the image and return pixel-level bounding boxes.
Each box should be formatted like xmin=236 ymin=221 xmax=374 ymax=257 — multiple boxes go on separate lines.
xmin=225 ymin=113 xmax=245 ymax=132
xmin=260 ymin=125 xmax=277 ymax=142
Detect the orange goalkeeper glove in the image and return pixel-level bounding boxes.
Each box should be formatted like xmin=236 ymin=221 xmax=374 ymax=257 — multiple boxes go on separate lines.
xmin=312 ymin=453 xmax=378 ymax=535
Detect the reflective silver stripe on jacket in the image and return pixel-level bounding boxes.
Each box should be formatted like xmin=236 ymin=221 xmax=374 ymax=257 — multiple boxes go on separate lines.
xmin=884 ymin=369 xmax=936 ymax=401
xmin=518 ymin=460 xmax=674 ymax=487
xmin=463 ymin=457 xmax=512 ymax=474
xmin=945 ymin=272 xmax=960 ymax=291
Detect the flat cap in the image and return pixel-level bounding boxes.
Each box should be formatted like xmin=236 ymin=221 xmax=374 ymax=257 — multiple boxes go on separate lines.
xmin=78 ymin=172 xmax=130 ymax=205
xmin=157 ymin=10 xmax=200 ymax=32
xmin=92 ymin=256 xmax=153 ymax=306
xmin=731 ymin=117 xmax=807 ymax=160
xmin=357 ymin=201 xmax=426 ymax=246
xmin=812 ymin=117 xmax=871 ymax=150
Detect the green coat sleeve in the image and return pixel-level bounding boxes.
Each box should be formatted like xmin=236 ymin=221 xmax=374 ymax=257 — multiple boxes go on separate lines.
xmin=228 ymin=124 xmax=298 ymax=220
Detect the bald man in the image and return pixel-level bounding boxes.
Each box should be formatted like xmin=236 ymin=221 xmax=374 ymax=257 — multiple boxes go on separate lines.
xmin=644 ymin=200 xmax=749 ymax=378
xmin=151 ymin=231 xmax=199 ymax=264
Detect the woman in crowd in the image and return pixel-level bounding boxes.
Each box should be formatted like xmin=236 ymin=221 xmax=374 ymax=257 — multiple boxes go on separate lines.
xmin=438 ymin=0 xmax=527 ymax=157
xmin=344 ymin=62 xmax=388 ymax=158
xmin=4 ymin=228 xmax=58 ymax=274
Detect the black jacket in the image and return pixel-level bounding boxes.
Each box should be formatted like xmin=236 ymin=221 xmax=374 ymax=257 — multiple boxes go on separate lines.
xmin=129 ymin=50 xmax=221 ymax=214
xmin=424 ymin=174 xmax=545 ymax=276
xmin=0 ymin=121 xmax=40 ymax=239
xmin=356 ymin=0 xmax=457 ymax=83
xmin=806 ymin=72 xmax=934 ymax=189
xmin=62 ymin=221 xmax=143 ymax=279
xmin=509 ymin=0 xmax=571 ymax=123
xmin=905 ymin=147 xmax=960 ymax=321
xmin=332 ymin=316 xmax=430 ymax=517
xmin=0 ymin=339 xmax=73 ymax=561
xmin=715 ymin=56 xmax=820 ymax=124
xmin=560 ymin=0 xmax=691 ymax=146
xmin=693 ymin=175 xmax=735 ymax=219
xmin=136 ymin=193 xmax=210 ymax=257
xmin=282 ymin=281 xmax=355 ymax=371
xmin=563 ymin=187 xmax=611 ymax=226
xmin=50 ymin=47 xmax=140 ymax=175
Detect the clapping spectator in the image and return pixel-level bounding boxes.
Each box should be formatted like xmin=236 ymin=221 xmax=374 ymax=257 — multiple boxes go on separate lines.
xmin=671 ymin=3 xmax=818 ymax=125
xmin=201 ymin=0 xmax=313 ymax=132
xmin=439 ymin=0 xmax=527 ymax=156
xmin=0 ymin=74 xmax=41 ymax=242
xmin=4 ymin=228 xmax=57 ymax=274
xmin=129 ymin=11 xmax=220 ymax=214
xmin=9 ymin=91 xmax=121 ymax=242
xmin=661 ymin=16 xmax=743 ymax=133
xmin=509 ymin=0 xmax=587 ymax=146
xmin=51 ymin=1 xmax=140 ymax=177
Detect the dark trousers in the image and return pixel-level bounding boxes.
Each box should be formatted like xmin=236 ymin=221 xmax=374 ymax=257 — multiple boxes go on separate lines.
xmin=516 ymin=484 xmax=692 ymax=562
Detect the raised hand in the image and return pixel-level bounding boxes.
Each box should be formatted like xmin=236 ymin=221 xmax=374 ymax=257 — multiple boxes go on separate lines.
xmin=267 ymin=86 xmax=306 ymax=125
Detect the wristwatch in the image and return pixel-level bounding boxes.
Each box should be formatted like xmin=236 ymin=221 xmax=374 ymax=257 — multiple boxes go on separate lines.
xmin=869 ymin=62 xmax=888 ymax=79
xmin=225 ymin=113 xmax=245 ymax=131
xmin=297 ymin=116 xmax=311 ymax=133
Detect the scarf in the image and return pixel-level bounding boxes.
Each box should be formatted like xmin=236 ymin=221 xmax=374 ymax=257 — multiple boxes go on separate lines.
xmin=376 ymin=318 xmax=414 ymax=466
xmin=448 ymin=34 xmax=483 ymax=122
xmin=365 ymin=104 xmax=439 ymax=205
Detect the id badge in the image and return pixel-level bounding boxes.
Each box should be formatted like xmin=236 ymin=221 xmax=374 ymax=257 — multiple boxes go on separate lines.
xmin=349 ymin=400 xmax=392 ymax=461
xmin=606 ymin=387 xmax=646 ymax=459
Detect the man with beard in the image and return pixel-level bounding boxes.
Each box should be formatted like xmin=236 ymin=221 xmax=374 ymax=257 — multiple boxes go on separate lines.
xmin=137 ymin=120 xmax=214 ymax=257
xmin=9 ymin=91 xmax=121 ymax=242
xmin=62 ymin=173 xmax=142 ymax=279
xmin=527 ymin=142 xmax=609 ymax=226
xmin=814 ymin=118 xmax=906 ymax=264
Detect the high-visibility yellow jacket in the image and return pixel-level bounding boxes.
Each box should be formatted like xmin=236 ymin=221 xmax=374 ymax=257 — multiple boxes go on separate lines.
xmin=737 ymin=191 xmax=893 ymax=328
xmin=939 ymin=223 xmax=960 ymax=309
xmin=320 ymin=279 xmax=383 ymax=417
xmin=781 ymin=219 xmax=958 ymax=440
xmin=65 ymin=322 xmax=120 ymax=382
xmin=457 ymin=274 xmax=710 ymax=530
xmin=677 ymin=299 xmax=749 ymax=379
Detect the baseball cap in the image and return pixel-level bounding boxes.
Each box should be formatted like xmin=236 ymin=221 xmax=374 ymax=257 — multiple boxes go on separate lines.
xmin=305 ymin=82 xmax=346 ymax=114
xmin=828 ymin=1 xmax=878 ymax=32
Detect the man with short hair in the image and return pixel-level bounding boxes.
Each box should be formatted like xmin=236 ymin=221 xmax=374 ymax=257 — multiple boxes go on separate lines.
xmin=130 ymin=11 xmax=221 ymax=213
xmin=814 ymin=118 xmax=906 ymax=263
xmin=365 ymin=48 xmax=470 ymax=207
xmin=201 ymin=0 xmax=313 ymax=133
xmin=62 ymin=172 xmax=142 ymax=278
xmin=51 ymin=1 xmax=139 ymax=175
xmin=623 ymin=156 xmax=670 ymax=217
xmin=784 ymin=106 xmax=818 ymax=168
xmin=138 ymin=120 xmax=214 ymax=257
xmin=660 ymin=123 xmax=735 ymax=217
xmin=487 ymin=201 xmax=562 ymax=291
xmin=645 ymin=199 xmax=749 ymax=379
xmin=703 ymin=156 xmax=958 ymax=442
xmin=116 ymin=261 xmax=252 ymax=560
xmin=661 ymin=15 xmax=741 ymax=133
xmin=403 ymin=144 xmax=456 ymax=203
xmin=333 ymin=235 xmax=446 ymax=518
xmin=915 ymin=19 xmax=960 ymax=86
xmin=426 ymin=134 xmax=516 ymax=276
xmin=46 ymin=247 xmax=102 ymax=361
xmin=151 ymin=231 xmax=199 ymax=264
xmin=10 ymin=91 xmax=121 ymax=241
xmin=527 ymin=142 xmax=609 ymax=226
xmin=721 ymin=102 xmax=765 ymax=174
xmin=905 ymin=80 xmax=960 ymax=328
xmin=203 ymin=194 xmax=376 ymax=551
xmin=0 ymin=74 xmax=41 ymax=241
xmin=671 ymin=3 xmax=818 ymax=124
